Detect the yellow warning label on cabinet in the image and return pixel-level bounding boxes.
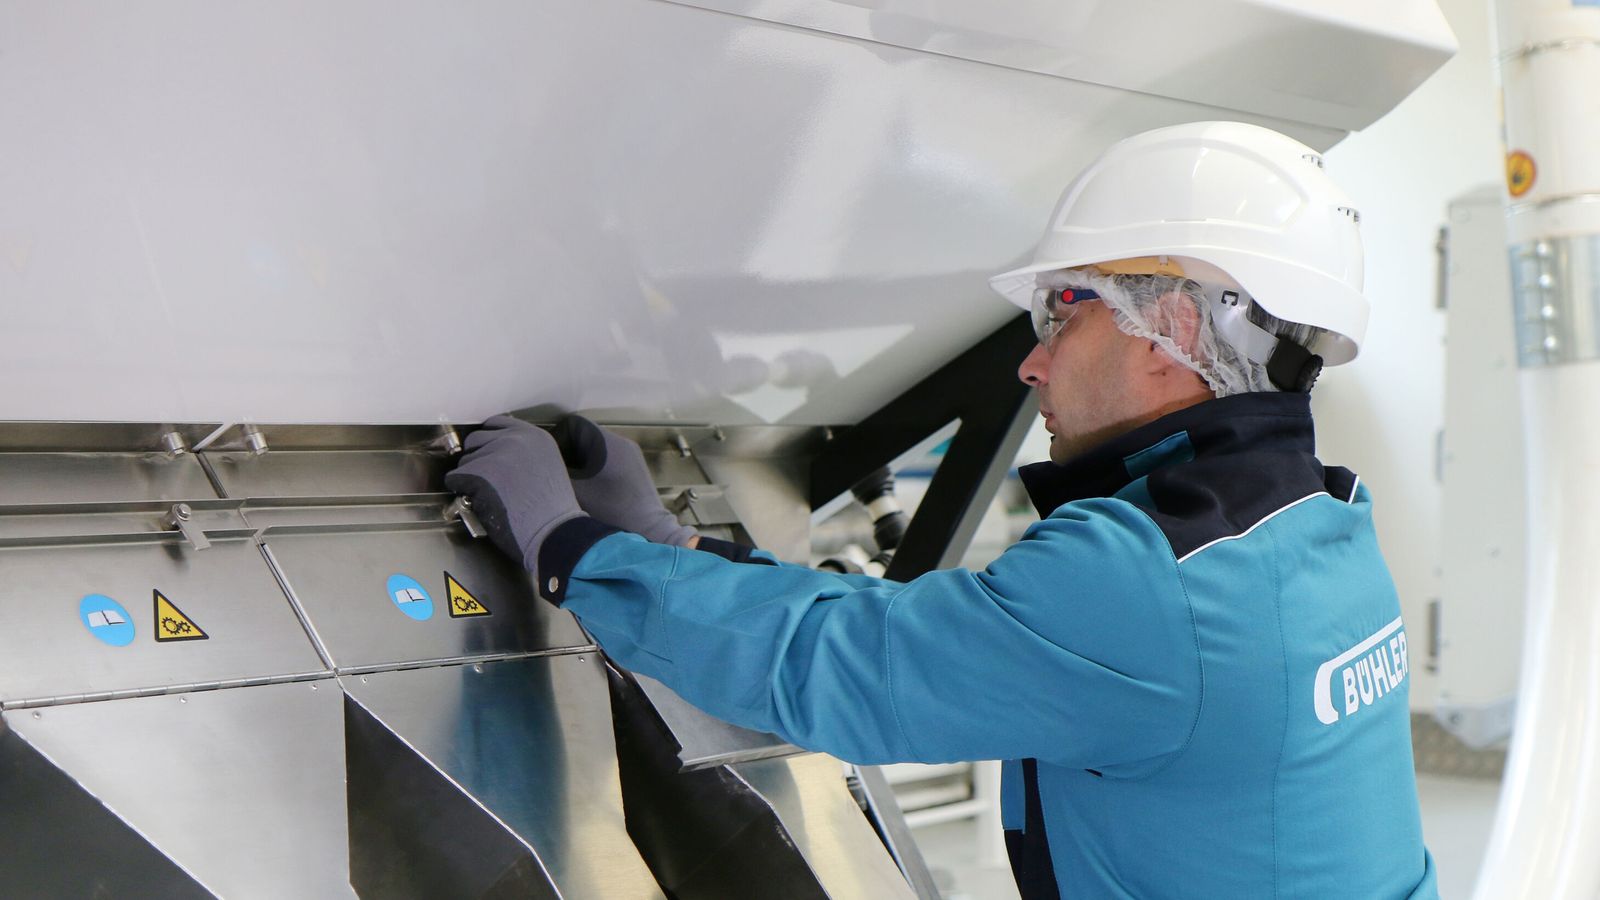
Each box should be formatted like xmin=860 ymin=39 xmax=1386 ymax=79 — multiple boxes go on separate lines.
xmin=154 ymin=590 xmax=209 ymax=642
xmin=1507 ymin=150 xmax=1536 ymax=198
xmin=445 ymin=571 xmax=490 ymax=618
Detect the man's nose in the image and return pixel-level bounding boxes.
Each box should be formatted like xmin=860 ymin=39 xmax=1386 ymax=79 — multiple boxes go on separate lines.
xmin=1018 ymin=343 xmax=1049 ymax=386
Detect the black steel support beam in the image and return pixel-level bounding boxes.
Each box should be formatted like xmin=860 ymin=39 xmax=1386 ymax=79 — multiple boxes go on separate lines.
xmin=808 ymin=314 xmax=1039 ymax=580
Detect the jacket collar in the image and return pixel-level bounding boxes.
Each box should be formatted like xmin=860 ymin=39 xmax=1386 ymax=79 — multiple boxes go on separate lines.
xmin=1017 ymin=391 xmax=1316 ymax=517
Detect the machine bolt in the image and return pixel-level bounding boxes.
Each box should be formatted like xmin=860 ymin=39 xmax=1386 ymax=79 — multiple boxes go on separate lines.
xmin=159 ymin=431 xmax=188 ymax=458
xmin=243 ymin=424 xmax=269 ymax=456
xmin=433 ymin=425 xmax=464 ymax=456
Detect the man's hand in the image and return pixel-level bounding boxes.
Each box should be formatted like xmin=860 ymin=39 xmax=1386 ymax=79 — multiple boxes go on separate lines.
xmin=551 ymin=415 xmax=698 ymax=547
xmin=445 ymin=415 xmax=586 ymax=576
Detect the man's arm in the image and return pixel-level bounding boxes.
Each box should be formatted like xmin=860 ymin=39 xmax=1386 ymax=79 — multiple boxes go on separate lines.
xmin=542 ymin=497 xmax=1203 ymax=774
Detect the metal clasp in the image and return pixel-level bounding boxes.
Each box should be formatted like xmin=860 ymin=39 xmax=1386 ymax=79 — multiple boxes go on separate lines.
xmin=444 ymin=496 xmax=486 ymax=539
xmin=165 ymin=503 xmax=212 ymax=551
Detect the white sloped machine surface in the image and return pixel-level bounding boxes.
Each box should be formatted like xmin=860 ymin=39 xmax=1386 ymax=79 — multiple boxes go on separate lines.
xmin=0 ymin=3 xmax=1453 ymax=897
xmin=5 ymin=0 xmax=1453 ymax=427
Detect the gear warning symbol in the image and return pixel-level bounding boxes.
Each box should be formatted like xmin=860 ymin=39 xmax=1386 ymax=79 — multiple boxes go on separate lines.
xmin=445 ymin=571 xmax=490 ymax=618
xmin=153 ymin=590 xmax=209 ymax=642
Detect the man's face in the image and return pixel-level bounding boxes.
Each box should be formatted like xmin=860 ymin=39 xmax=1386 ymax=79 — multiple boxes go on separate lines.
xmin=1016 ymin=299 xmax=1163 ymax=464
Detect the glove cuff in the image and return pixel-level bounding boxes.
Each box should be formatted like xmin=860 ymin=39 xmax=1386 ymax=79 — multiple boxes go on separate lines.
xmin=536 ymin=516 xmax=622 ymax=606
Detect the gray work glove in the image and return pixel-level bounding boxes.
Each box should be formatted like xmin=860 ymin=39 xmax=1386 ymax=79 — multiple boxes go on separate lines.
xmin=444 ymin=415 xmax=586 ymax=575
xmin=551 ymin=414 xmax=698 ymax=547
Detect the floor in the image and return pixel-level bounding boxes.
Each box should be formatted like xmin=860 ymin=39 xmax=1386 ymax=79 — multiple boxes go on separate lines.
xmin=910 ymin=773 xmax=1503 ymax=899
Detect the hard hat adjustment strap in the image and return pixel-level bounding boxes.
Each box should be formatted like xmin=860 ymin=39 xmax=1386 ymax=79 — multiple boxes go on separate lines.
xmin=1266 ymin=340 xmax=1323 ymax=393
xmin=1205 ymin=285 xmax=1322 ymax=392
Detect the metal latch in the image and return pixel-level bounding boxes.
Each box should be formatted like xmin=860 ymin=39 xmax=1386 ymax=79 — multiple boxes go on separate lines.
xmin=444 ymin=496 xmax=486 ymax=539
xmin=665 ymin=485 xmax=738 ymax=527
xmin=165 ymin=503 xmax=212 ymax=551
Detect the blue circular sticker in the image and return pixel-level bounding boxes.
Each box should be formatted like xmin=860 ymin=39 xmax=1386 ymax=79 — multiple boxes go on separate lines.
xmin=386 ymin=573 xmax=434 ymax=621
xmin=80 ymin=594 xmax=135 ymax=647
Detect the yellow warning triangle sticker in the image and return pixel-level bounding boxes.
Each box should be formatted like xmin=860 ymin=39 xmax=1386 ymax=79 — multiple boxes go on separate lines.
xmin=445 ymin=571 xmax=490 ymax=618
xmin=153 ymin=590 xmax=208 ymax=642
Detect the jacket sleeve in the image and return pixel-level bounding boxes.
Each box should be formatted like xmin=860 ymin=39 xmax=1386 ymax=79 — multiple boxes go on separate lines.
xmin=558 ymin=497 xmax=1202 ymax=772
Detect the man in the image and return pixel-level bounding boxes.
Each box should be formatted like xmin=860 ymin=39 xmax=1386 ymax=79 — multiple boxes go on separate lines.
xmin=447 ymin=122 xmax=1437 ymax=898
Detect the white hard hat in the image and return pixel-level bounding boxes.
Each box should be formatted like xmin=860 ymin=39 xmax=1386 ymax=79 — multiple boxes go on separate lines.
xmin=990 ymin=121 xmax=1366 ymax=366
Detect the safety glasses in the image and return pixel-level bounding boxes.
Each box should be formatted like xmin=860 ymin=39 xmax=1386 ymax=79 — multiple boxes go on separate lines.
xmin=1030 ymin=287 xmax=1100 ymax=349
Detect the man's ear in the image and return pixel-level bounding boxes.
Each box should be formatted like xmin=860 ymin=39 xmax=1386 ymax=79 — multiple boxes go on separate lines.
xmin=1144 ymin=337 xmax=1190 ymax=376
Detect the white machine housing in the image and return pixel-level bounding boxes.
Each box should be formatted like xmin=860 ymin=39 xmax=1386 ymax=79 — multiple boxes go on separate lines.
xmin=2 ymin=0 xmax=1455 ymax=427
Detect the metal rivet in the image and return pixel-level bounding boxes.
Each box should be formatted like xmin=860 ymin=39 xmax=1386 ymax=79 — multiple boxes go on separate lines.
xmin=473 ymin=664 xmax=484 ymax=674
xmin=179 ymin=696 xmax=188 ymax=704
xmin=31 ymin=711 xmax=41 ymax=719
xmin=547 ymin=576 xmax=560 ymax=593
xmin=578 ymin=657 xmax=586 ymax=663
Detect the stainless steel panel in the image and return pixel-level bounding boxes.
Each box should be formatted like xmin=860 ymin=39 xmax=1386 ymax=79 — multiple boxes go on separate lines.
xmin=0 ymin=717 xmax=214 ymax=899
xmin=342 ymin=655 xmax=664 ymax=899
xmin=852 ymin=765 xmax=942 ymax=899
xmin=0 ymin=423 xmax=219 ymax=454
xmin=345 ymin=691 xmax=560 ymax=899
xmin=608 ymin=666 xmax=833 ymax=899
xmin=5 ymin=681 xmax=353 ymax=898
xmin=699 ymin=454 xmax=814 ymax=562
xmin=198 ymin=423 xmax=449 ymax=453
xmin=733 ymin=755 xmax=918 ymax=899
xmin=0 ymin=500 xmax=245 ymax=544
xmin=0 ymin=451 xmax=217 ymax=505
xmin=241 ymin=496 xmax=451 ymax=531
xmin=0 ymin=536 xmax=328 ymax=705
xmin=264 ymin=525 xmax=589 ymax=670
xmin=632 ymin=673 xmax=801 ymax=769
xmin=208 ymin=448 xmax=449 ymax=498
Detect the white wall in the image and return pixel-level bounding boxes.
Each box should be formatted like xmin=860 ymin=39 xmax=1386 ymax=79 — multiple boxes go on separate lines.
xmin=1317 ymin=0 xmax=1503 ymax=711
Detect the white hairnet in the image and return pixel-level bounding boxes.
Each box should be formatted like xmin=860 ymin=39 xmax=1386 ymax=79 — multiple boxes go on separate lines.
xmin=1037 ymin=268 xmax=1321 ymax=398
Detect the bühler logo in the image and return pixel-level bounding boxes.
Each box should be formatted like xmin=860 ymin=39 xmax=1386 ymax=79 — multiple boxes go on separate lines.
xmin=1313 ymin=616 xmax=1409 ymax=725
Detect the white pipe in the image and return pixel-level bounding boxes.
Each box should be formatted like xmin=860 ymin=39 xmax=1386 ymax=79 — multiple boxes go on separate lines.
xmin=1474 ymin=1 xmax=1600 ymax=896
xmin=1473 ymin=365 xmax=1600 ymax=898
